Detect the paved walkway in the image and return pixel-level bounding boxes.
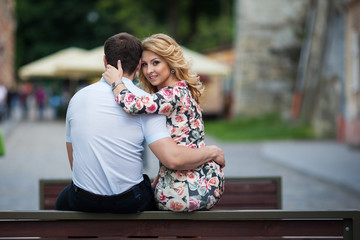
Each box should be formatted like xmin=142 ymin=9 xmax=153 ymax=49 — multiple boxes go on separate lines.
xmin=1 ymin=114 xmax=360 ymax=211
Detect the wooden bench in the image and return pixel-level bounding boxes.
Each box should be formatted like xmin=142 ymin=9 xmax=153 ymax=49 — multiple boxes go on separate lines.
xmin=39 ymin=176 xmax=282 ymax=210
xmin=0 ymin=210 xmax=358 ymax=239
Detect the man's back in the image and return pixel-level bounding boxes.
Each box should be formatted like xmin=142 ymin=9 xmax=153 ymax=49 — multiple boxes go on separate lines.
xmin=66 ymin=78 xmax=165 ymax=195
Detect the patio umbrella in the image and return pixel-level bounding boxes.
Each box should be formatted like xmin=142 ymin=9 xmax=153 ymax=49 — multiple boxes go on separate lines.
xmin=55 ymin=46 xmax=231 ymax=77
xmin=18 ymin=47 xmax=88 ymax=80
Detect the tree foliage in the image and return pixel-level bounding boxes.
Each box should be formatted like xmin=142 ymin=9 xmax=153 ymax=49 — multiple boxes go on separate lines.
xmin=15 ymin=0 xmax=233 ymax=69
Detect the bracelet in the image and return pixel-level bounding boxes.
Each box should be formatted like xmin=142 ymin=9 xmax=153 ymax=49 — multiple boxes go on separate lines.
xmin=111 ymin=81 xmax=124 ymax=90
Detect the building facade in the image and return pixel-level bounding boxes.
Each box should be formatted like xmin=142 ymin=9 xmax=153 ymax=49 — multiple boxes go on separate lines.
xmin=0 ymin=0 xmax=16 ymax=88
xmin=345 ymin=0 xmax=360 ymax=146
xmin=233 ymin=0 xmax=309 ymax=117
xmin=233 ymin=0 xmax=360 ymax=146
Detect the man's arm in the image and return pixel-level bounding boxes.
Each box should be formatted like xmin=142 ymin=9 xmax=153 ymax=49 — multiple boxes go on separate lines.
xmin=149 ymin=137 xmax=225 ymax=170
xmin=66 ymin=142 xmax=74 ymax=171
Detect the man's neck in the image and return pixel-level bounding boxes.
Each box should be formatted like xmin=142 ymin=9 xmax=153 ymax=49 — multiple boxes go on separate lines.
xmin=123 ymin=73 xmax=135 ymax=81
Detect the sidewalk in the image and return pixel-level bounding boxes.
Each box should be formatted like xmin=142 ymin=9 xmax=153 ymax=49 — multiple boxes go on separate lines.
xmin=1 ymin=116 xmax=359 ymax=210
xmin=145 ymin=135 xmax=360 ymax=210
xmin=262 ymin=141 xmax=360 ymax=194
xmin=198 ymin=137 xmax=360 ymax=210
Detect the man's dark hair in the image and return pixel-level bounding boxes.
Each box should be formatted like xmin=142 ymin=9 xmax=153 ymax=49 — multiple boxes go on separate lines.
xmin=104 ymin=33 xmax=142 ymax=75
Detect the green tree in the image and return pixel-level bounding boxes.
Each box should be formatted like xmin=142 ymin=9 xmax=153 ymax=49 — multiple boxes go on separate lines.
xmin=16 ymin=0 xmax=233 ymax=69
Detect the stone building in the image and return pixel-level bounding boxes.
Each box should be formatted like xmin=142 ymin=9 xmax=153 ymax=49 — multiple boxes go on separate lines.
xmin=295 ymin=0 xmax=345 ymax=138
xmin=0 ymin=0 xmax=16 ymax=88
xmin=345 ymin=0 xmax=360 ymax=146
xmin=233 ymin=0 xmax=360 ymax=146
xmin=233 ymin=0 xmax=309 ymax=117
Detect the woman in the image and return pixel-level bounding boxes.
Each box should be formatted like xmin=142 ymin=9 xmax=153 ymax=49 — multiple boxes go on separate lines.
xmin=103 ymin=33 xmax=224 ymax=212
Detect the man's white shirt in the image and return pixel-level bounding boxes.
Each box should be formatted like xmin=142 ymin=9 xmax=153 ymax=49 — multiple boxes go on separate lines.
xmin=66 ymin=77 xmax=169 ymax=195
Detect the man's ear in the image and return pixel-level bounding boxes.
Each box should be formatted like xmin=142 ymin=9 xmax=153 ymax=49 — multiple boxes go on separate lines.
xmin=103 ymin=55 xmax=108 ymax=68
xmin=135 ymin=59 xmax=141 ymax=72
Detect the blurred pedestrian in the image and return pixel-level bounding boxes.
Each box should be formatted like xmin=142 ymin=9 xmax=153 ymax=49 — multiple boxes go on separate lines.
xmin=0 ymin=84 xmax=7 ymax=122
xmin=6 ymin=86 xmax=17 ymax=119
xmin=35 ymin=86 xmax=46 ymax=120
xmin=18 ymin=83 xmax=32 ymax=120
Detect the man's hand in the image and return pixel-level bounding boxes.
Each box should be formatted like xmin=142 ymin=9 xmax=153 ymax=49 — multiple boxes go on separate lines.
xmin=102 ymin=60 xmax=123 ymax=85
xmin=207 ymin=145 xmax=225 ymax=168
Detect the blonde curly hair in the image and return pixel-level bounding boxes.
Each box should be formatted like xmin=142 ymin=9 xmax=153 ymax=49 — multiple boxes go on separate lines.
xmin=138 ymin=33 xmax=204 ymax=104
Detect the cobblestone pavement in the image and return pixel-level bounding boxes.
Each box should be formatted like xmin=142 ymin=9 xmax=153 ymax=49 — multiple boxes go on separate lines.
xmin=1 ymin=117 xmax=360 ymax=210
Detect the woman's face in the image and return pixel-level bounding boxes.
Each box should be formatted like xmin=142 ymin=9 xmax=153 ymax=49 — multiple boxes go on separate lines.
xmin=141 ymin=50 xmax=177 ymax=90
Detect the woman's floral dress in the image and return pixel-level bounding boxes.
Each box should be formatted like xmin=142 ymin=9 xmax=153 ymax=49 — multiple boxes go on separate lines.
xmin=116 ymin=81 xmax=224 ymax=212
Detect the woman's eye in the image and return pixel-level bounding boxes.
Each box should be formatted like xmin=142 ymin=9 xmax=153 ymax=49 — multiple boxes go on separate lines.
xmin=153 ymin=61 xmax=160 ymax=66
xmin=141 ymin=63 xmax=147 ymax=67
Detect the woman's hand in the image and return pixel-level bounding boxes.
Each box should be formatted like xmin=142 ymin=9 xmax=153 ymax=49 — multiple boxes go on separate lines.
xmin=152 ymin=174 xmax=159 ymax=188
xmin=208 ymin=145 xmax=225 ymax=168
xmin=102 ymin=60 xmax=123 ymax=85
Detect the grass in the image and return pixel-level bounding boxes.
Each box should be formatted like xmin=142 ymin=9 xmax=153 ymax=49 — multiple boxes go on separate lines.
xmin=204 ymin=114 xmax=315 ymax=142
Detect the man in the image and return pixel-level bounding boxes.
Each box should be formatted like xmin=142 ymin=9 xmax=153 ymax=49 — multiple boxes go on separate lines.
xmin=55 ymin=33 xmax=225 ymax=213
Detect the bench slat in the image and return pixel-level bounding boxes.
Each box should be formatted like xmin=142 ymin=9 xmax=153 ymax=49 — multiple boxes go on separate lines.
xmin=219 ymin=193 xmax=277 ymax=204
xmin=224 ymin=181 xmax=277 ymax=193
xmin=0 ymin=210 xmax=358 ymax=239
xmin=39 ymin=177 xmax=282 ymax=210
xmin=0 ymin=219 xmax=345 ymax=238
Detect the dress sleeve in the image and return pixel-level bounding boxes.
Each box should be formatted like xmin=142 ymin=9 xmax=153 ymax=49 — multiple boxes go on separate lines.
xmin=115 ymin=86 xmax=177 ymax=116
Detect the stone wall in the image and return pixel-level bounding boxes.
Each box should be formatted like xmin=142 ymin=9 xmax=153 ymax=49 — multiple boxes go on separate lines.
xmin=233 ymin=0 xmax=309 ymax=116
xmin=345 ymin=0 xmax=360 ymax=146
xmin=0 ymin=0 xmax=15 ymax=88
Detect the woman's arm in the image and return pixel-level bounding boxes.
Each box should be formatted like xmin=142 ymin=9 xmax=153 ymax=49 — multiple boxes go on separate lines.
xmin=103 ymin=64 xmax=176 ymax=116
xmin=102 ymin=61 xmax=127 ymax=95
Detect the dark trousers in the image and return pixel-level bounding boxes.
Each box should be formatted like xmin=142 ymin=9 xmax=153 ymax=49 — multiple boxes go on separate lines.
xmin=55 ymin=174 xmax=156 ymax=213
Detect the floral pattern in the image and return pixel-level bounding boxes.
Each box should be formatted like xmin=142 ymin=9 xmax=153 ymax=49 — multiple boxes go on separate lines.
xmin=116 ymin=81 xmax=224 ymax=212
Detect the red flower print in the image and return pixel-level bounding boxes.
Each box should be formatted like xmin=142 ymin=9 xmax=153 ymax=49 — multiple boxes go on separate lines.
xmin=124 ymin=93 xmax=135 ymax=105
xmin=135 ymin=99 xmax=143 ymax=110
xmin=179 ymin=105 xmax=190 ymax=114
xmin=214 ymin=188 xmax=221 ymax=197
xmin=209 ymin=177 xmax=219 ymax=187
xmin=158 ymin=192 xmax=167 ymax=202
xmin=185 ymin=143 xmax=197 ymax=149
xmin=189 ymin=197 xmax=200 ymax=211
xmin=175 ymin=186 xmax=185 ymax=196
xmin=175 ymin=115 xmax=184 ymax=123
xmin=181 ymin=127 xmax=190 ymax=136
xmin=187 ymin=172 xmax=196 ymax=180
xmin=146 ymin=104 xmax=157 ymax=113
xmin=193 ymin=119 xmax=201 ymax=127
xmin=199 ymin=142 xmax=206 ymax=148
xmin=161 ymin=88 xmax=173 ymax=100
xmin=169 ymin=199 xmax=185 ymax=211
xmin=177 ymin=81 xmax=187 ymax=87
xmin=159 ymin=104 xmax=172 ymax=115
xmin=177 ymin=171 xmax=186 ymax=179
xmin=141 ymin=96 xmax=151 ymax=104
xmin=173 ymin=136 xmax=183 ymax=144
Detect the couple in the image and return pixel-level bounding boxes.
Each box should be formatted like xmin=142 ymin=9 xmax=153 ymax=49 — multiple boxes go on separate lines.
xmin=56 ymin=32 xmax=225 ymax=213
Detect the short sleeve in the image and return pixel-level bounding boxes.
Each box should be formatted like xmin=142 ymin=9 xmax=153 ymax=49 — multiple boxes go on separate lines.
xmin=65 ymin=102 xmax=72 ymax=143
xmin=141 ymin=114 xmax=170 ymax=145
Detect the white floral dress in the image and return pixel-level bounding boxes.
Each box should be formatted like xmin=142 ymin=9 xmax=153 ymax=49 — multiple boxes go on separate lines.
xmin=116 ymin=81 xmax=224 ymax=212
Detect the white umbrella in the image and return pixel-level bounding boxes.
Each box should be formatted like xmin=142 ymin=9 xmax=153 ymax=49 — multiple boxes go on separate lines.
xmin=55 ymin=46 xmax=231 ymax=77
xmin=182 ymin=47 xmax=231 ymax=76
xmin=55 ymin=46 xmax=104 ymax=77
xmin=18 ymin=47 xmax=88 ymax=80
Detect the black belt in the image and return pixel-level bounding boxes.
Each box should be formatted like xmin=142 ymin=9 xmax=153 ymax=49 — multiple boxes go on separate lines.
xmin=73 ymin=180 xmax=145 ymax=201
